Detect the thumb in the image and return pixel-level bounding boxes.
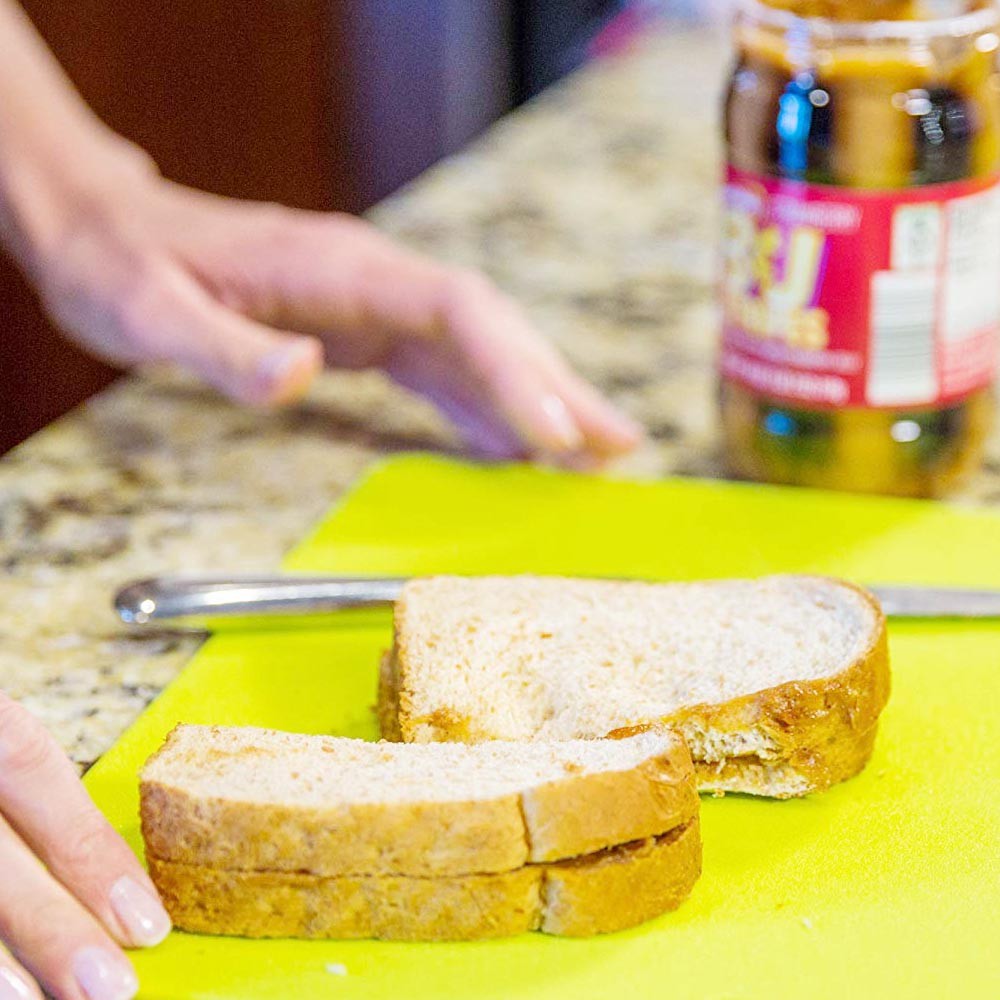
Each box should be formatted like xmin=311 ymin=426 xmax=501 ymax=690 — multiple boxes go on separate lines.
xmin=133 ymin=273 xmax=323 ymax=406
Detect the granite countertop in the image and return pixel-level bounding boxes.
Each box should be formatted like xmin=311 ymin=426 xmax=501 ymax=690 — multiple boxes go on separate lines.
xmin=3 ymin=22 xmax=1000 ymax=771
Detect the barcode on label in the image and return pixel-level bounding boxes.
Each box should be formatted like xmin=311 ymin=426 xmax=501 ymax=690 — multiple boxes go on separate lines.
xmin=867 ymin=270 xmax=938 ymax=406
xmin=943 ymin=189 xmax=1000 ymax=342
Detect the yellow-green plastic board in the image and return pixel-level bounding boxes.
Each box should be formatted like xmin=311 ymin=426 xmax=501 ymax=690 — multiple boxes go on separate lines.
xmin=85 ymin=455 xmax=1000 ymax=1000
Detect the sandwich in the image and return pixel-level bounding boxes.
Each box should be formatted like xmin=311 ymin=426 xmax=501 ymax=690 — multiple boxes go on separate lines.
xmin=379 ymin=575 xmax=890 ymax=798
xmin=141 ymin=723 xmax=701 ymax=939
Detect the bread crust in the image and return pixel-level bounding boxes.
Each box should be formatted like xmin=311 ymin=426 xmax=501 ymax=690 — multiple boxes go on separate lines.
xmin=377 ymin=650 xmax=402 ymax=741
xmin=523 ymin=739 xmax=698 ymax=862
xmin=147 ymin=856 xmax=541 ymax=941
xmin=665 ymin=582 xmax=889 ymax=797
xmin=541 ymin=817 xmax=701 ymax=936
xmin=140 ymin=724 xmax=697 ymax=877
xmin=382 ymin=576 xmax=890 ymax=798
xmin=141 ymin=779 xmax=529 ymax=878
xmin=147 ymin=819 xmax=700 ymax=941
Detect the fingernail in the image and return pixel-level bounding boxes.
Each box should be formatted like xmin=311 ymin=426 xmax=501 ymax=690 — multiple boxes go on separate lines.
xmin=0 ymin=967 xmax=34 ymax=1000
xmin=539 ymin=394 xmax=585 ymax=451
xmin=73 ymin=947 xmax=139 ymax=1000
xmin=110 ymin=875 xmax=172 ymax=947
xmin=256 ymin=341 xmax=318 ymax=390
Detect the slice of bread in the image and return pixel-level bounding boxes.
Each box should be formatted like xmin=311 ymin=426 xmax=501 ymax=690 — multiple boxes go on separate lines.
xmin=381 ymin=575 xmax=890 ymax=798
xmin=141 ymin=723 xmax=697 ymax=878
xmin=147 ymin=818 xmax=701 ymax=940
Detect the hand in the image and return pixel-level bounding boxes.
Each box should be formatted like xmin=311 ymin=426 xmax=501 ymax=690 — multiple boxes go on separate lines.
xmin=23 ymin=159 xmax=642 ymax=464
xmin=0 ymin=693 xmax=170 ymax=1000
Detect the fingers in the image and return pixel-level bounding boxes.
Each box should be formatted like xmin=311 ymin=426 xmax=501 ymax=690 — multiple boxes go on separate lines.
xmin=119 ymin=262 xmax=324 ymax=406
xmin=0 ymin=695 xmax=170 ymax=951
xmin=341 ymin=225 xmax=645 ymax=459
xmin=187 ymin=211 xmax=446 ymax=367
xmin=0 ymin=817 xmax=138 ymax=1000
xmin=190 ymin=211 xmax=642 ymax=460
xmin=517 ymin=340 xmax=646 ymax=458
xmin=386 ymin=341 xmax=528 ymax=460
xmin=0 ymin=948 xmax=42 ymax=1000
xmin=434 ymin=272 xmax=645 ymax=462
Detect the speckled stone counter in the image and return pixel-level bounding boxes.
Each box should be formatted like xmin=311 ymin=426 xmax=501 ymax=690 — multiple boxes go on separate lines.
xmin=3 ymin=23 xmax=1000 ymax=771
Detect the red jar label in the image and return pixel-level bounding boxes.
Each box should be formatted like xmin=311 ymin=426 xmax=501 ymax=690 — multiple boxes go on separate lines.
xmin=721 ymin=166 xmax=1000 ymax=409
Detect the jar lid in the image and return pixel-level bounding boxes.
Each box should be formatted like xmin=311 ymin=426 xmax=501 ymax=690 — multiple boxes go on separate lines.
xmin=738 ymin=0 xmax=1000 ymax=41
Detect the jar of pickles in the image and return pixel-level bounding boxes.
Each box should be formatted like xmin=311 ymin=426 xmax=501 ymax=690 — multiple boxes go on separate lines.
xmin=720 ymin=0 xmax=1000 ymax=496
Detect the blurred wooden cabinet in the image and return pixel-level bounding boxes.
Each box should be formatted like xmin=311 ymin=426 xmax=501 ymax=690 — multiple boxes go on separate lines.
xmin=0 ymin=0 xmax=620 ymax=452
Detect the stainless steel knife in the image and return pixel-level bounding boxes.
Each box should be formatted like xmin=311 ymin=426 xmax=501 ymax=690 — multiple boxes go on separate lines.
xmin=113 ymin=575 xmax=1000 ymax=630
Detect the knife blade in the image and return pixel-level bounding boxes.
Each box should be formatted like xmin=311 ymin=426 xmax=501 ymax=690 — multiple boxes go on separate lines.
xmin=112 ymin=576 xmax=1000 ymax=630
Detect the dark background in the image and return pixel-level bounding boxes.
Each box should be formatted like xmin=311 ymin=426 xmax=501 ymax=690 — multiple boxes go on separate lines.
xmin=0 ymin=0 xmax=627 ymax=453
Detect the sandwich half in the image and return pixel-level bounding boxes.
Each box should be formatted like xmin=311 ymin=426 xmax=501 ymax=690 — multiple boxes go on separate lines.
xmin=379 ymin=575 xmax=890 ymax=798
xmin=141 ymin=723 xmax=700 ymax=940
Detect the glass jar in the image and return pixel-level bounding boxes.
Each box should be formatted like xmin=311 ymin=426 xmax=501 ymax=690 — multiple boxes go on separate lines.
xmin=720 ymin=0 xmax=1000 ymax=496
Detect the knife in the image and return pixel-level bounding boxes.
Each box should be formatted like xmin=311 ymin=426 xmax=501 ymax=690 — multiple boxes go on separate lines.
xmin=112 ymin=576 xmax=1000 ymax=630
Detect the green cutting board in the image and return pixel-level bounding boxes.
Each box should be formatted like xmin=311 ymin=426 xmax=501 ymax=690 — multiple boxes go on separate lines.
xmin=85 ymin=455 xmax=1000 ymax=1000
